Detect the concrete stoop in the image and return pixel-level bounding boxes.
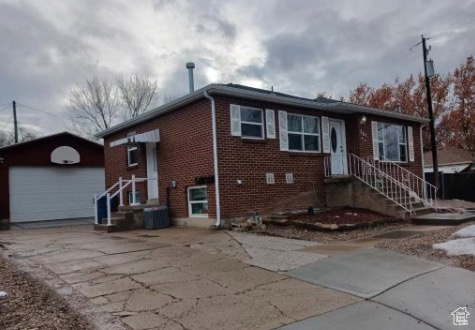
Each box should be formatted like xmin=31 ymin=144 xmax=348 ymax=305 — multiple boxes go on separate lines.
xmin=93 ymin=211 xmax=134 ymax=232
xmin=325 ymin=177 xmax=434 ymax=221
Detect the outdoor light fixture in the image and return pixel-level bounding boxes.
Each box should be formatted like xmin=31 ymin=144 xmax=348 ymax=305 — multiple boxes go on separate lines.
xmin=360 ymin=115 xmax=367 ymax=125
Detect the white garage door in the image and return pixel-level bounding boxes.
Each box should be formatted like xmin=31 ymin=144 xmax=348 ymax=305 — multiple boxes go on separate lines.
xmin=9 ymin=167 xmax=105 ymax=222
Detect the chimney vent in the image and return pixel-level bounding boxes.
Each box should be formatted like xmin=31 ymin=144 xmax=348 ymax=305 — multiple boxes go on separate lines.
xmin=186 ymin=62 xmax=195 ymax=93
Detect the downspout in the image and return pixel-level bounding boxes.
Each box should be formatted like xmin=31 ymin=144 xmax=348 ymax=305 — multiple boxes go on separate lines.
xmin=204 ymin=90 xmax=221 ymax=227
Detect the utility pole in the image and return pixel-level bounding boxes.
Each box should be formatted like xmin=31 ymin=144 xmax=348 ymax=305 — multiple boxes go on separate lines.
xmin=421 ymin=35 xmax=439 ymax=190
xmin=12 ymin=100 xmax=18 ymax=143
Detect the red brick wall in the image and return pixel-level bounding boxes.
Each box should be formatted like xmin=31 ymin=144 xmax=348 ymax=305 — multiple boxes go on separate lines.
xmin=214 ymin=96 xmax=423 ymax=219
xmin=103 ymin=99 xmax=214 ymax=218
xmin=0 ymin=133 xmax=104 ymax=220
xmin=215 ymin=96 xmax=341 ymax=218
xmin=102 ymin=94 xmax=424 ymax=222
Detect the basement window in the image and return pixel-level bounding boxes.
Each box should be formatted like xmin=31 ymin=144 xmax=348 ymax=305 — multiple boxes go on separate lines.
xmin=188 ymin=186 xmax=209 ymax=217
xmin=128 ymin=146 xmax=138 ymax=166
xmin=128 ymin=191 xmax=140 ymax=205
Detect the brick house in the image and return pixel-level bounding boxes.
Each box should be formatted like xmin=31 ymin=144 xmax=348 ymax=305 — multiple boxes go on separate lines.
xmin=96 ymin=83 xmax=431 ymax=227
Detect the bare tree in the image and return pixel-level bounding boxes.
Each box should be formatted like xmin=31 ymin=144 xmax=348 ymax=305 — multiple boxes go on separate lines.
xmin=68 ymin=74 xmax=160 ymax=138
xmin=68 ymin=76 xmax=120 ymax=137
xmin=117 ymin=73 xmax=159 ymax=119
xmin=0 ymin=127 xmax=37 ymax=147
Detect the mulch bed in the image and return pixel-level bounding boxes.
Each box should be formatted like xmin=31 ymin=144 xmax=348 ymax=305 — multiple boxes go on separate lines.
xmin=289 ymin=207 xmax=390 ymax=225
xmin=252 ymin=222 xmax=409 ymax=243
xmin=0 ymin=254 xmax=93 ymax=330
xmin=265 ymin=207 xmax=399 ymax=232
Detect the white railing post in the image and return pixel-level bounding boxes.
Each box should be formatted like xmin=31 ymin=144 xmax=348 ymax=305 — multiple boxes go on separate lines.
xmin=132 ymin=174 xmax=136 ymax=205
xmin=106 ymin=193 xmax=111 ymax=226
xmin=94 ymin=194 xmax=98 ymax=225
xmin=119 ymin=177 xmax=124 ymax=206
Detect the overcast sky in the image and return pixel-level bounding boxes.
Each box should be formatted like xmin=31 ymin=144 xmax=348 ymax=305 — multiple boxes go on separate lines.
xmin=0 ymin=0 xmax=474 ymax=137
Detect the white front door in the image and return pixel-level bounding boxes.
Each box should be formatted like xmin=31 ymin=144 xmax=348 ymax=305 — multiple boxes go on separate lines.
xmin=329 ymin=119 xmax=348 ymax=175
xmin=146 ymin=143 xmax=159 ymax=200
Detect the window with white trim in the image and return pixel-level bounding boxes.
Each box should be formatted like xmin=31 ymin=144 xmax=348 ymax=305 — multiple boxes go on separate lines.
xmin=127 ymin=146 xmax=138 ymax=166
xmin=377 ymin=123 xmax=407 ymax=162
xmin=188 ymin=186 xmax=209 ymax=217
xmin=128 ymin=191 xmax=140 ymax=205
xmin=240 ymin=106 xmax=264 ymax=139
xmin=287 ymin=114 xmax=321 ymax=152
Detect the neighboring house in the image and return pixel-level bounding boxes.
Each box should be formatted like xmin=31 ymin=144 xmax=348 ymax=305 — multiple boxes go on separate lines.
xmin=0 ymin=132 xmax=104 ymax=229
xmin=424 ymin=147 xmax=475 ymax=173
xmin=96 ymin=83 xmax=429 ymax=227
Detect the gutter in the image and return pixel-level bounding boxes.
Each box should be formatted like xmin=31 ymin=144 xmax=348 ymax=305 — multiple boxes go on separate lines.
xmin=203 ymin=90 xmax=221 ymax=227
xmin=206 ymin=85 xmax=430 ymax=124
xmin=97 ymin=83 xmax=429 ymax=139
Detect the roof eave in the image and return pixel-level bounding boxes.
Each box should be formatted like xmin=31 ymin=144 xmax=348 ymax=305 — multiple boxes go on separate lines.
xmin=96 ymin=84 xmax=428 ymax=139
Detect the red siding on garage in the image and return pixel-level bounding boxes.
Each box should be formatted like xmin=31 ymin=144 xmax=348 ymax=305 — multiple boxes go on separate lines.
xmin=0 ymin=132 xmax=104 ymax=225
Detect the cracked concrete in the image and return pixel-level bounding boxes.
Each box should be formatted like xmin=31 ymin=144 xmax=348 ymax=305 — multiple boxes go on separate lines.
xmin=227 ymin=231 xmax=327 ymax=271
xmin=0 ymin=226 xmax=358 ymax=330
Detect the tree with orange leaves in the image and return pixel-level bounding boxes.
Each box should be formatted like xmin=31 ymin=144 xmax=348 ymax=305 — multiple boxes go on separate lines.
xmin=347 ymin=56 xmax=474 ymax=151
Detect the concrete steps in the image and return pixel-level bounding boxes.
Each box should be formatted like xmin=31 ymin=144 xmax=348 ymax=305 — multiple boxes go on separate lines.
xmin=93 ymin=211 xmax=134 ymax=232
xmin=412 ymin=212 xmax=475 ymax=225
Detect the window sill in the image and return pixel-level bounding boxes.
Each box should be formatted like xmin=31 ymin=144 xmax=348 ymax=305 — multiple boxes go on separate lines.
xmin=378 ymin=161 xmax=411 ymax=166
xmin=241 ymin=139 xmax=267 ymax=144
xmin=127 ymin=164 xmax=139 ymax=170
xmin=288 ymin=152 xmax=323 ymax=157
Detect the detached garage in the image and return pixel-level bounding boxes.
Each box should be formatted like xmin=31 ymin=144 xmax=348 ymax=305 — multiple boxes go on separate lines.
xmin=0 ymin=132 xmax=104 ymax=229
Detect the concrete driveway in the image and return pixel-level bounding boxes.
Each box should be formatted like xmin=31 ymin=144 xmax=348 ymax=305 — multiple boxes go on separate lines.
xmin=0 ymin=226 xmax=358 ymax=330
xmin=0 ymin=226 xmax=473 ymax=330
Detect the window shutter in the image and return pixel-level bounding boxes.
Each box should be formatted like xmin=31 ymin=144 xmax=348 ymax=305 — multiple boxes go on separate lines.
xmin=372 ymin=121 xmax=379 ymax=160
xmin=266 ymin=109 xmax=276 ymax=139
xmin=408 ymin=126 xmax=415 ymax=162
xmin=230 ymin=104 xmax=241 ymax=136
xmin=278 ymin=110 xmax=288 ymax=151
xmin=321 ymin=116 xmax=330 ymax=153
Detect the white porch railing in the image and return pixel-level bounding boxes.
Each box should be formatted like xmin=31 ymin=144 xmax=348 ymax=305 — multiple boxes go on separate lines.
xmin=94 ymin=175 xmax=158 ymax=226
xmin=366 ymin=155 xmax=438 ymax=208
xmin=325 ymin=154 xmax=431 ymax=213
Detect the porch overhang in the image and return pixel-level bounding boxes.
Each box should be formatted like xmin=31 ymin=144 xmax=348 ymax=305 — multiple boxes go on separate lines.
xmin=110 ymin=129 xmax=160 ymax=147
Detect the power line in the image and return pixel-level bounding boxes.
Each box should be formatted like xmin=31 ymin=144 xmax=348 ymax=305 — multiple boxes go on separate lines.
xmin=0 ymin=104 xmax=11 ymax=112
xmin=0 ymin=115 xmax=13 ymax=131
xmin=16 ymin=102 xmax=79 ymax=124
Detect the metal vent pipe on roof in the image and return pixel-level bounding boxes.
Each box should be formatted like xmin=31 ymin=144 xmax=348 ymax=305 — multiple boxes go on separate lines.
xmin=186 ymin=62 xmax=195 ymax=93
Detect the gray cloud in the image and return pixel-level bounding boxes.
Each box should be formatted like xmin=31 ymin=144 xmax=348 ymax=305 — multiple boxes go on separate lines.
xmin=0 ymin=0 xmax=474 ymax=136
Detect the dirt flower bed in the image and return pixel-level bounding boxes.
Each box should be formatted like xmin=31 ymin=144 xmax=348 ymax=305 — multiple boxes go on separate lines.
xmin=376 ymin=222 xmax=475 ymax=272
xmin=289 ymin=207 xmax=392 ymax=225
xmin=252 ymin=222 xmax=409 ymax=243
xmin=0 ymin=255 xmax=93 ymax=330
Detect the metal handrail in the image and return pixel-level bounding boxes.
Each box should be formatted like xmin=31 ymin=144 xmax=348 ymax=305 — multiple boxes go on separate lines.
xmin=94 ymin=175 xmax=158 ymax=226
xmin=367 ymin=155 xmax=437 ymax=207
xmin=325 ymin=154 xmax=424 ymax=213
